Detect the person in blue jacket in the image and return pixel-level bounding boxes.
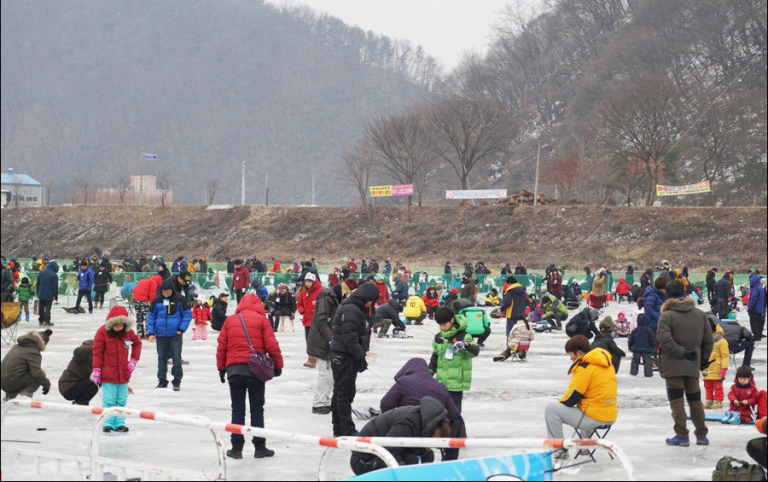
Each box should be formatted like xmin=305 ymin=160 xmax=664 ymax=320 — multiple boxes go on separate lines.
xmin=74 ymin=260 xmax=95 ymax=314
xmin=147 ymin=279 xmax=192 ymax=391
xmin=747 ymin=273 xmax=765 ymax=341
xmin=36 ymin=260 xmax=59 ymax=327
xmin=392 ymin=277 xmax=409 ymax=304
xmin=643 ymin=276 xmax=667 ymax=331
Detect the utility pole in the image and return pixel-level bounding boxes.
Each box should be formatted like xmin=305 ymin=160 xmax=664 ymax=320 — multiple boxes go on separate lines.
xmin=311 ymin=172 xmax=315 ymax=205
xmin=265 ymin=172 xmax=269 ymax=206
xmin=241 ymin=161 xmax=245 ymax=205
xmin=533 ymin=139 xmax=541 ymax=207
xmin=139 ymin=149 xmax=144 ymax=207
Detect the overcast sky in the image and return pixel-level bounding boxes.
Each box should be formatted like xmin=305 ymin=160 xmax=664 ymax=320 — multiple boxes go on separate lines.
xmin=268 ymin=0 xmax=520 ymax=71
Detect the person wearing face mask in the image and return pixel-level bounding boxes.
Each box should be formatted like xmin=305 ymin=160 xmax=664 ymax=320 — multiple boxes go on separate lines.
xmin=591 ymin=319 xmax=626 ymax=373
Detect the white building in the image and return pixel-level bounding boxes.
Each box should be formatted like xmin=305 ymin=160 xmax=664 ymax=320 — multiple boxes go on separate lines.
xmin=94 ymin=175 xmax=173 ymax=205
xmin=0 ymin=168 xmax=43 ymax=207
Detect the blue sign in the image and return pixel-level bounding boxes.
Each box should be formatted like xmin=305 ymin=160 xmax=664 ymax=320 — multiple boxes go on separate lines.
xmin=143 ymin=154 xmax=157 ymax=160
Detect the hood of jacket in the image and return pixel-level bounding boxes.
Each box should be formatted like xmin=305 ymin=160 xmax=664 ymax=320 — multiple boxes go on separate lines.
xmin=46 ymin=261 xmax=59 ymax=273
xmin=387 ymin=298 xmax=401 ymax=311
xmin=636 ymin=313 xmax=650 ymax=327
xmin=617 ymin=310 xmax=626 ymax=321
xmin=394 ymin=357 xmax=430 ymax=383
xmin=418 ymin=396 xmax=449 ymax=437
xmin=17 ymin=330 xmax=48 ymax=352
xmin=568 ymin=347 xmax=613 ymax=374
xmin=105 ymin=312 xmax=134 ymax=331
xmin=343 ymin=282 xmax=381 ymax=308
xmin=661 ymin=296 xmax=696 ymax=313
xmin=750 ymin=274 xmax=763 ymax=289
xmin=235 ymin=293 xmax=267 ymax=316
xmin=713 ymin=323 xmax=725 ymax=343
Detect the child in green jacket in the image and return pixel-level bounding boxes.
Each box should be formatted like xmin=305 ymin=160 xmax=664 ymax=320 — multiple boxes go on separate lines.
xmin=16 ymin=277 xmax=35 ymax=322
xmin=428 ymin=306 xmax=479 ymax=412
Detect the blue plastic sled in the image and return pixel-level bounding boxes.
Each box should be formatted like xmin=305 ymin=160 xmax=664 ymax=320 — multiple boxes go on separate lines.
xmin=687 ymin=413 xmax=755 ymax=424
xmin=348 ymin=452 xmax=554 ymax=481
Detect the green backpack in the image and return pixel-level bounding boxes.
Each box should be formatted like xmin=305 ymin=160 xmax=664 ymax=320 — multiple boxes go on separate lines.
xmin=712 ymin=456 xmax=766 ymax=481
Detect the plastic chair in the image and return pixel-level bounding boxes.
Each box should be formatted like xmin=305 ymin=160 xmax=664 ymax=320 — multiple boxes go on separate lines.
xmin=1 ymin=302 xmax=22 ymax=345
xmin=574 ymin=424 xmax=613 ymax=462
xmin=510 ymin=343 xmax=530 ymax=362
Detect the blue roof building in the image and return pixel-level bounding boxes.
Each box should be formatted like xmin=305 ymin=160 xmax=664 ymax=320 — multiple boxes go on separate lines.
xmin=1 ymin=168 xmax=43 ymax=207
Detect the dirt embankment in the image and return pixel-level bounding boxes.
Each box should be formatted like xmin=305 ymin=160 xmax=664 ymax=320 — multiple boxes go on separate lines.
xmin=1 ymin=204 xmax=766 ymax=271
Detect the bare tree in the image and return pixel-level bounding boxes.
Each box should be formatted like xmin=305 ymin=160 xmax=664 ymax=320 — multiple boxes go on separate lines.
xmin=595 ymin=77 xmax=688 ymax=205
xmin=364 ymin=108 xmax=435 ymax=206
xmin=10 ymin=178 xmax=25 ymax=207
xmin=338 ymin=142 xmax=375 ymax=207
xmin=429 ymin=95 xmax=516 ymax=190
xmin=71 ymin=177 xmax=93 ymax=205
xmin=44 ymin=181 xmax=54 ymax=206
xmin=156 ymin=171 xmax=173 ymax=206
xmin=205 ymin=179 xmax=220 ymax=205
xmin=115 ymin=176 xmax=131 ymax=205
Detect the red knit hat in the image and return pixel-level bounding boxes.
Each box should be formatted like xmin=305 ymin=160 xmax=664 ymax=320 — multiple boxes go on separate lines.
xmin=105 ymin=305 xmax=132 ymax=330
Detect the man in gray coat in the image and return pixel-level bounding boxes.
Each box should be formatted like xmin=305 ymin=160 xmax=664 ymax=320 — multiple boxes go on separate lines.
xmin=657 ymin=280 xmax=713 ymax=447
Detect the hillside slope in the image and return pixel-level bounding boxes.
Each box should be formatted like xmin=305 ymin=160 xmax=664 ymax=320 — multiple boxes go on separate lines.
xmin=2 ymin=205 xmax=766 ymax=271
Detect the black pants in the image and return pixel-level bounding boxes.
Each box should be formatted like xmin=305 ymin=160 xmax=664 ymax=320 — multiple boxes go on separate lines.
xmin=442 ymin=416 xmax=467 ymax=461
xmin=547 ymin=312 xmax=567 ymax=329
xmin=630 ymin=352 xmax=653 ymax=377
xmin=269 ymin=307 xmax=294 ymax=331
xmin=38 ymin=299 xmax=53 ymax=324
xmin=228 ymin=374 xmax=266 ymax=448
xmin=717 ymin=298 xmax=731 ymax=320
xmin=62 ymin=379 xmax=100 ymax=405
xmin=75 ymin=289 xmax=93 ymax=312
xmin=331 ymin=353 xmax=359 ymax=437
xmin=235 ymin=289 xmax=245 ymax=305
xmin=706 ymin=286 xmax=715 ymax=305
xmin=748 ymin=308 xmax=765 ymax=341
xmin=746 ymin=437 xmax=767 ymax=468
xmin=472 ymin=326 xmax=491 ymax=345
xmin=351 ymin=448 xmax=434 ymax=475
xmin=94 ymin=291 xmax=107 ymax=306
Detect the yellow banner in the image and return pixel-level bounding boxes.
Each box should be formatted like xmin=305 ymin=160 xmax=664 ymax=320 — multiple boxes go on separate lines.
xmin=369 ymin=185 xmax=393 ymax=197
xmin=656 ymin=180 xmax=711 ymax=196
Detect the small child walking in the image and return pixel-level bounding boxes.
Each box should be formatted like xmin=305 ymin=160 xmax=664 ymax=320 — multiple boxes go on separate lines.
xmin=91 ymin=306 xmax=141 ymax=433
xmin=723 ymin=366 xmax=759 ymax=424
xmin=191 ymin=296 xmax=212 ymax=341
xmin=703 ymin=321 xmax=729 ymax=409
xmin=16 ymin=277 xmax=34 ymax=322
xmin=627 ymin=313 xmax=656 ymax=377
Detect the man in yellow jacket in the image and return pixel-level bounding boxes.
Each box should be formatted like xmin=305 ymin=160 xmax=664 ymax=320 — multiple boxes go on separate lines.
xmin=404 ymin=295 xmax=427 ymax=325
xmin=544 ymin=335 xmax=617 ymax=459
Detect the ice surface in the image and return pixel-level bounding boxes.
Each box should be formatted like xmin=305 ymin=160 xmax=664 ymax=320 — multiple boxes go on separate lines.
xmin=1 ymin=296 xmax=764 ymax=480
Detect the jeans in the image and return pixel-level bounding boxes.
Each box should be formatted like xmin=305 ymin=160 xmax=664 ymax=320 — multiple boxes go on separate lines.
xmin=729 ymin=340 xmax=754 ymax=366
xmin=75 ymin=289 xmax=93 ymax=312
xmin=331 ymin=353 xmax=359 ymax=436
xmin=544 ymin=402 xmax=607 ymax=439
xmin=102 ymin=383 xmax=129 ymax=429
xmin=228 ymin=374 xmax=266 ymax=448
xmin=156 ymin=334 xmax=183 ymax=383
xmin=38 ymin=299 xmax=53 ymax=324
xmin=62 ymin=379 xmax=100 ymax=405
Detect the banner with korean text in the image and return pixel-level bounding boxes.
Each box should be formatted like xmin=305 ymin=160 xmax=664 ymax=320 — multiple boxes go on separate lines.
xmin=369 ymin=184 xmax=414 ymax=197
xmin=656 ymin=181 xmax=711 ymax=197
xmin=445 ymin=189 xmax=508 ymax=200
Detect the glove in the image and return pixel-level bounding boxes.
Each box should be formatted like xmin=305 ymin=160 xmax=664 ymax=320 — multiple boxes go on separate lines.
xmin=683 ymin=351 xmax=697 ymax=361
xmin=357 ymin=360 xmax=368 ymax=373
xmin=90 ymin=368 xmax=102 ymax=385
xmin=273 ymin=368 xmax=282 ymax=377
xmin=127 ymin=358 xmax=138 ymax=373
xmin=434 ymin=334 xmax=444 ymax=344
xmin=219 ymin=369 xmax=226 ymax=383
xmin=452 ymin=341 xmax=467 ymax=353
xmin=720 ymin=368 xmax=728 ymax=379
xmin=42 ymin=385 xmax=50 ymax=395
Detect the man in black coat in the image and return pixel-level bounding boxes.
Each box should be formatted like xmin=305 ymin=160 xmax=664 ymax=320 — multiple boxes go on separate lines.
xmin=565 ymin=308 xmax=600 ymax=339
xmin=705 ymin=268 xmax=718 ymax=305
xmin=350 ymin=395 xmax=451 ymax=475
xmin=330 ymin=282 xmax=380 ymax=436
xmin=210 ymin=293 xmax=229 ymax=331
xmin=372 ymin=298 xmax=405 ymax=337
xmin=714 ymin=272 xmax=733 ymax=320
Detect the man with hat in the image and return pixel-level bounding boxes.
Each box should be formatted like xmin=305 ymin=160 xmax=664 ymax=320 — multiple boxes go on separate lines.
xmin=657 ymin=279 xmax=713 ymax=447
xmin=231 ymin=259 xmax=250 ymax=305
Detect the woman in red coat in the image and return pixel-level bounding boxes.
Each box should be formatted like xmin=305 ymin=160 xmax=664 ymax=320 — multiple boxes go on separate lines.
xmin=422 ymin=286 xmax=440 ymax=320
xmin=91 ymin=306 xmax=141 ymax=433
xmin=216 ymin=293 xmax=284 ymax=459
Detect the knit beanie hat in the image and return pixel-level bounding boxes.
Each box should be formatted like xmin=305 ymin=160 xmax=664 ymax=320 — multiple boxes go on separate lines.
xmin=105 ymin=305 xmax=132 ymax=331
xmin=435 ymin=306 xmax=455 ymax=325
xmin=38 ymin=329 xmax=53 ymax=345
xmin=304 ymin=272 xmax=317 ymax=282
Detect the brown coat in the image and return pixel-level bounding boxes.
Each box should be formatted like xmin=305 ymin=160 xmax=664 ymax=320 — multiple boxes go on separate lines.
xmin=1 ymin=331 xmax=50 ymax=394
xmin=657 ymin=297 xmax=713 ymax=379
xmin=591 ymin=275 xmax=607 ymax=297
xmin=58 ymin=339 xmax=94 ymax=394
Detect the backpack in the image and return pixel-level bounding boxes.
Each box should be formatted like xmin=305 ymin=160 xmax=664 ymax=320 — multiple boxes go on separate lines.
xmin=712 ymin=456 xmax=766 ymax=481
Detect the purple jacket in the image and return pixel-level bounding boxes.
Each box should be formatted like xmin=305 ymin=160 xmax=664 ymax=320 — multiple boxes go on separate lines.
xmin=379 ymin=357 xmax=461 ymax=422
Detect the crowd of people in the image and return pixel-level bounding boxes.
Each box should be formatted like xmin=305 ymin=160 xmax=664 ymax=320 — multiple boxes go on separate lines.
xmin=1 ymin=255 xmax=766 ymax=475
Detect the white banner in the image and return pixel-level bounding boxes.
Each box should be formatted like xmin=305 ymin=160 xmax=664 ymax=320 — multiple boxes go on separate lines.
xmin=445 ymin=189 xmax=507 ymax=200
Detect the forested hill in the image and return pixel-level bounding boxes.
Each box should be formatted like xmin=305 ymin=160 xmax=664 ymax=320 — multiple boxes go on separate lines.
xmin=0 ymin=0 xmax=438 ymax=205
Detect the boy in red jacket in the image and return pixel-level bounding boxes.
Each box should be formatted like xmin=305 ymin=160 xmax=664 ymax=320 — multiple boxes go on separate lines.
xmin=723 ymin=366 xmax=759 ymax=424
xmin=91 ymin=306 xmax=141 ymax=433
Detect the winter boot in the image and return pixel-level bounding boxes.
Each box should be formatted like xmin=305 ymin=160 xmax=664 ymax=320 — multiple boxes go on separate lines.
xmin=721 ymin=411 xmax=734 ymax=423
xmin=25 ymin=314 xmax=30 ymax=321
xmin=713 ymin=400 xmax=722 ymax=409
xmin=726 ymin=412 xmax=741 ymax=424
xmin=493 ymin=355 xmax=507 ymax=362
xmin=227 ymin=442 xmax=244 ymax=459
xmin=253 ymin=443 xmax=275 ymax=458
xmin=303 ymin=356 xmax=317 ymax=368
xmin=703 ymin=399 xmax=713 ymax=409
xmin=665 ymin=435 xmax=690 ymax=446
xmin=278 ymin=319 xmax=285 ymax=332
